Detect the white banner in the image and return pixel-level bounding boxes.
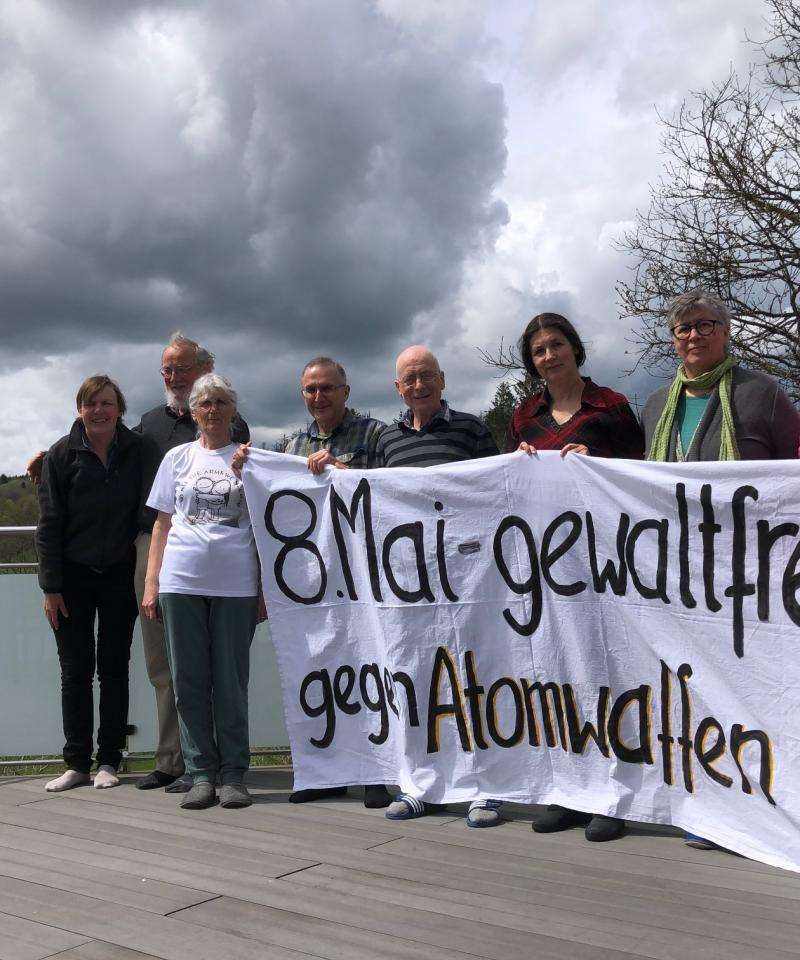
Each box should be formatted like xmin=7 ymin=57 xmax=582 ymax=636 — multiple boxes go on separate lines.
xmin=244 ymin=449 xmax=800 ymax=872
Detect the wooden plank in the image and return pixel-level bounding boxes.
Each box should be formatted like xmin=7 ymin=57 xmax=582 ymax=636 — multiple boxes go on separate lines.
xmin=176 ymin=896 xmax=494 ymax=960
xmin=0 ymin=912 xmax=89 ymax=953
xmin=54 ymin=944 xmax=162 ymax=960
xmin=0 ymin=876 xmax=321 ymax=960
xmin=373 ymin=834 xmax=800 ymax=901
xmin=0 ymin=934 xmax=57 ymax=960
xmin=284 ymin=861 xmax=800 ymax=960
xmin=180 ymin=894 xmax=639 ymax=960
xmin=0 ymin=846 xmax=218 ymax=914
xmin=322 ymin=839 xmax=800 ymax=927
xmin=0 ymin=823 xmax=306 ymax=905
xmin=8 ymin=791 xmax=391 ymax=855
xmin=431 ymin=811 xmax=797 ymax=878
xmin=0 ymin=804 xmax=320 ymax=878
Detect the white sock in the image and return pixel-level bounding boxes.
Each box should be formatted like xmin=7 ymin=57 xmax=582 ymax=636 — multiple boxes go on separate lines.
xmin=93 ymin=765 xmax=120 ymax=789
xmin=45 ymin=769 xmax=90 ymax=792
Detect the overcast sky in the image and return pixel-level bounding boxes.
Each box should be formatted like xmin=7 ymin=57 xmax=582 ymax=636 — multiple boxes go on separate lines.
xmin=0 ymin=0 xmax=768 ymax=471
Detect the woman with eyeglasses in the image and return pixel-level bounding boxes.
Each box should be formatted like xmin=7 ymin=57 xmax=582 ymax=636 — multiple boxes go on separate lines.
xmin=142 ymin=373 xmax=265 ymax=811
xmin=642 ymin=290 xmax=799 ymax=463
xmin=642 ymin=289 xmax=800 ymax=850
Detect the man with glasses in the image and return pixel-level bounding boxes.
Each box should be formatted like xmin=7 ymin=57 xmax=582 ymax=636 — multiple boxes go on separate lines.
xmin=285 ymin=356 xmax=385 ymax=473
xmin=133 ymin=334 xmax=250 ymax=791
xmin=283 ymin=356 xmax=389 ymax=807
xmin=377 ymin=345 xmax=498 ymax=467
xmin=378 ymin=346 xmax=502 ymax=827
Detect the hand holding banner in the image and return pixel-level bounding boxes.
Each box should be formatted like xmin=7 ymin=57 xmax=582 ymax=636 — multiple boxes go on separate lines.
xmin=244 ymin=449 xmax=800 ymax=871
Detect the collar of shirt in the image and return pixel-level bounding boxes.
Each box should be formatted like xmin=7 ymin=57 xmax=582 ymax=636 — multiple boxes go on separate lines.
xmin=79 ymin=422 xmax=119 ymax=464
xmin=309 ymin=407 xmax=354 ymax=440
xmin=401 ymin=400 xmax=451 ymax=430
xmin=527 ymin=377 xmax=610 ymax=415
xmin=165 ymin=404 xmax=192 ymax=422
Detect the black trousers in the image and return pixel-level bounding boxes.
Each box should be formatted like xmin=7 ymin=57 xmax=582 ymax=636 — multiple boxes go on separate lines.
xmin=53 ymin=561 xmax=138 ymax=773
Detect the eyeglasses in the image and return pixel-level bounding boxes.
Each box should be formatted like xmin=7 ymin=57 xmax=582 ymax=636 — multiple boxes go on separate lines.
xmin=161 ymin=365 xmax=195 ymax=377
xmin=670 ymin=318 xmax=720 ymax=340
xmin=301 ymin=384 xmax=346 ymax=397
xmin=196 ymin=398 xmax=230 ymax=409
xmin=400 ymin=372 xmax=438 ymax=387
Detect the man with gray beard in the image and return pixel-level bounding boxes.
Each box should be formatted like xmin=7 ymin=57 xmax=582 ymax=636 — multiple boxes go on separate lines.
xmin=133 ymin=333 xmax=249 ymax=790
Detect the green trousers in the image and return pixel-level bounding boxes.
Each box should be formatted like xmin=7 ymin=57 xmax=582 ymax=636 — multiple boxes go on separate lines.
xmin=160 ymin=593 xmax=257 ymax=784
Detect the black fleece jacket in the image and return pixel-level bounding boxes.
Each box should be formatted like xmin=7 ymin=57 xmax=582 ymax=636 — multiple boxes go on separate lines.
xmin=35 ymin=420 xmax=141 ymax=593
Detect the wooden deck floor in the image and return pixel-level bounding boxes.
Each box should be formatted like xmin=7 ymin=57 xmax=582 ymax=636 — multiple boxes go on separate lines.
xmin=1 ymin=770 xmax=800 ymax=960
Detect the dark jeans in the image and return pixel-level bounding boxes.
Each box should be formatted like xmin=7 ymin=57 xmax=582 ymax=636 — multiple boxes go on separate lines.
xmin=53 ymin=561 xmax=138 ymax=773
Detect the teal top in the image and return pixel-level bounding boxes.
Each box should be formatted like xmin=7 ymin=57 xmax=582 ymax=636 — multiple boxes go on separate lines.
xmin=676 ymin=393 xmax=711 ymax=458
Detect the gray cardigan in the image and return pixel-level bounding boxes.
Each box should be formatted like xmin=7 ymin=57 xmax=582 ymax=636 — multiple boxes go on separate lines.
xmin=641 ymin=366 xmax=800 ymax=461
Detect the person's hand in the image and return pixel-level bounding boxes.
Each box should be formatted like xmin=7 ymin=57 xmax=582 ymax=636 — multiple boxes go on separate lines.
xmin=142 ymin=583 xmax=161 ymax=622
xmin=27 ymin=450 xmax=48 ymax=484
xmin=43 ymin=593 xmax=68 ymax=629
xmin=517 ymin=442 xmax=538 ymax=456
xmin=257 ymin=591 xmax=268 ymax=624
xmin=306 ymin=450 xmax=346 ymax=475
xmin=560 ymin=443 xmax=589 ymax=457
xmin=231 ymin=442 xmax=252 ymax=478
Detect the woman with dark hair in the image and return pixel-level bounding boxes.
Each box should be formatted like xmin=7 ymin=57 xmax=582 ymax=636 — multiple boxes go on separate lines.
xmin=510 ymin=313 xmax=644 ymax=459
xmin=36 ymin=375 xmax=141 ymax=792
xmin=510 ymin=313 xmax=644 ymax=842
xmin=143 ymin=373 xmax=264 ymax=811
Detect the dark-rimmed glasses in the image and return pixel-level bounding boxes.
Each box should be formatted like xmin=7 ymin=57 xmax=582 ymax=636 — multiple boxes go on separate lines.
xmin=670 ymin=318 xmax=720 ymax=340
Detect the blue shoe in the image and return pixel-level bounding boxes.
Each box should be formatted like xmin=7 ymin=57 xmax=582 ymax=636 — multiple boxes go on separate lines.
xmin=386 ymin=794 xmax=427 ymax=820
xmin=467 ymin=798 xmax=502 ymax=828
xmin=685 ymin=833 xmax=715 ymax=850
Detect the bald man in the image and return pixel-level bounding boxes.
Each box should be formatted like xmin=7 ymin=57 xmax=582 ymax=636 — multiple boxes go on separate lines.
xmin=376 ymin=346 xmax=498 ymax=466
xmin=378 ymin=346 xmax=501 ymax=826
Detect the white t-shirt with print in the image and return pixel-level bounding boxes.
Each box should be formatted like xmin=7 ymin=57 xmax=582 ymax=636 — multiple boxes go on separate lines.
xmin=147 ymin=441 xmax=258 ymax=597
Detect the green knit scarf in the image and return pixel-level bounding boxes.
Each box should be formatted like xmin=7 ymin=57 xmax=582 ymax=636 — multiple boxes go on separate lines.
xmin=647 ymin=356 xmax=739 ymax=462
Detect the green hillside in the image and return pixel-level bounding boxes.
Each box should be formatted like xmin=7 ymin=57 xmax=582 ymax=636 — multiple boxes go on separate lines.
xmin=0 ymin=475 xmax=38 ymax=568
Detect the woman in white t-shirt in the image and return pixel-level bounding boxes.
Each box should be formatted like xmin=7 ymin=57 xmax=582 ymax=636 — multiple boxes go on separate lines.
xmin=142 ymin=373 xmax=264 ymax=811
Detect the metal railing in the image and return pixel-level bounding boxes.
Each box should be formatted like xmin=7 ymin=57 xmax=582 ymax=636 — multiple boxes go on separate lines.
xmin=0 ymin=525 xmax=290 ymax=770
xmin=0 ymin=525 xmax=37 ymax=570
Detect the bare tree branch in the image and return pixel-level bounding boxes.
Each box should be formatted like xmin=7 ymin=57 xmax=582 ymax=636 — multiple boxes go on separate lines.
xmin=616 ymin=0 xmax=800 ymax=401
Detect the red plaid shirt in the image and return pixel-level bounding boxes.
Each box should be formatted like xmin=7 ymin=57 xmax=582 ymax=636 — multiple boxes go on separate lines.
xmin=508 ymin=378 xmax=644 ymax=459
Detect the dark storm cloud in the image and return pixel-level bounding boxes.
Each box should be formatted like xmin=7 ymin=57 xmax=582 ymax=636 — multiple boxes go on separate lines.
xmin=0 ymin=0 xmax=508 ymax=366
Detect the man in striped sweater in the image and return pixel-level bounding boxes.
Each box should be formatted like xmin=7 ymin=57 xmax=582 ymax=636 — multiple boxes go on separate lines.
xmin=376 ymin=346 xmax=498 ymax=467
xmin=379 ymin=346 xmax=502 ymax=827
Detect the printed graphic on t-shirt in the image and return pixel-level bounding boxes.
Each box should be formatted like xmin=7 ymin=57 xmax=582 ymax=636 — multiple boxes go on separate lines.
xmin=176 ymin=468 xmax=245 ymax=527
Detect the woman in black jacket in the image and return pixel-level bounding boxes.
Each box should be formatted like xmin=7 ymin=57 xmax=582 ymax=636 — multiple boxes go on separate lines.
xmin=36 ymin=375 xmax=141 ymax=791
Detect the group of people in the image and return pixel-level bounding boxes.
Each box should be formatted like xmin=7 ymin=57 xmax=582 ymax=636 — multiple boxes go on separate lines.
xmin=32 ymin=290 xmax=800 ymax=843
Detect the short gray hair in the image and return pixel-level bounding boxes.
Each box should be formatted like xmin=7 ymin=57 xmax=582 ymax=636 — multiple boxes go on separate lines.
xmin=188 ymin=373 xmax=238 ymax=411
xmin=666 ymin=290 xmax=731 ymax=331
xmin=165 ymin=331 xmax=215 ymax=371
xmin=302 ymin=356 xmax=347 ymax=382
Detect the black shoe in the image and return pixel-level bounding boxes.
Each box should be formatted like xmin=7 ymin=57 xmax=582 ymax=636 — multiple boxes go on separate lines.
xmin=363 ymin=784 xmax=392 ymax=808
xmin=532 ymin=805 xmax=592 ymax=833
xmin=164 ymin=775 xmax=193 ymax=794
xmin=289 ymin=787 xmax=348 ymax=803
xmin=585 ymin=815 xmax=625 ymax=842
xmin=136 ymin=770 xmax=178 ymax=790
